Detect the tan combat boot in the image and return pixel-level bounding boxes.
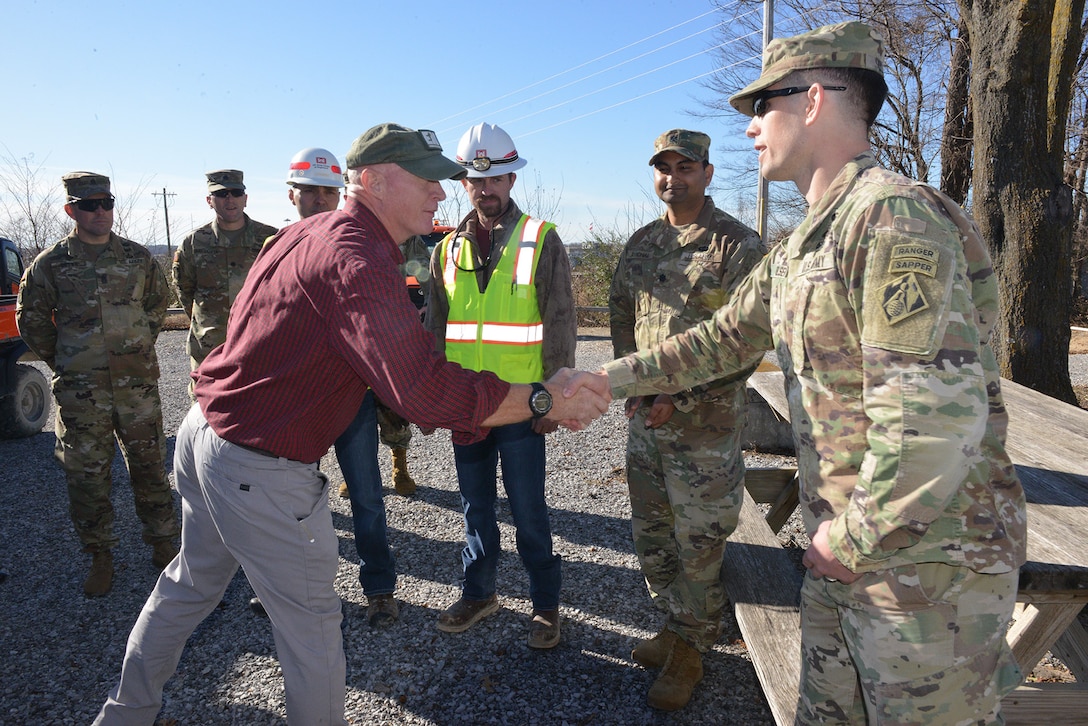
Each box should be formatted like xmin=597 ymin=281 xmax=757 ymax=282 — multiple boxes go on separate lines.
xmin=646 ymin=636 xmax=703 ymax=711
xmin=391 ymin=447 xmax=416 ymax=496
xmin=632 ymin=625 xmax=679 ymax=669
xmin=83 ymin=550 xmax=114 ymax=598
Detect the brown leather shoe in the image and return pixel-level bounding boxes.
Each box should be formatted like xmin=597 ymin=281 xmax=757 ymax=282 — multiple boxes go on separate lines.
xmin=391 ymin=447 xmax=417 ymax=496
xmin=151 ymin=540 xmax=179 ymax=570
xmin=83 ymin=550 xmax=114 ymax=598
xmin=528 ymin=608 xmax=560 ymax=649
xmin=632 ymin=626 xmax=679 ymax=669
xmin=436 ymin=594 xmax=499 ymax=633
xmin=647 ymin=637 xmax=703 ymax=711
xmin=337 ymin=481 xmax=349 ymax=499
xmin=366 ymin=593 xmax=400 ymax=627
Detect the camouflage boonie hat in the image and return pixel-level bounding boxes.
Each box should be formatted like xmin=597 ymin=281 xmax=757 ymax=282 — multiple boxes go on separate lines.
xmin=206 ymin=169 xmax=245 ymax=192
xmin=345 ymin=124 xmax=467 ymax=182
xmin=62 ymin=171 xmax=111 ymax=201
xmin=649 ymin=129 xmax=711 ymax=165
xmin=729 ymin=21 xmax=885 ymax=116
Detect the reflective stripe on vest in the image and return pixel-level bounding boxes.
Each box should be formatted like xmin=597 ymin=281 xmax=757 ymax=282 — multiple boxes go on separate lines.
xmin=440 ymin=215 xmax=550 ymax=382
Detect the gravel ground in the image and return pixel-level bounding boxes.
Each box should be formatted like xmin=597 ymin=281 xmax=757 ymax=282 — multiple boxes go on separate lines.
xmin=0 ymin=329 xmax=798 ymax=726
xmin=4 ymin=330 xmax=1084 ymax=725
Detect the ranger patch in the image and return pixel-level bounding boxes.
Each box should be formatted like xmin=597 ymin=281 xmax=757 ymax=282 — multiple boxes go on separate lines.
xmin=881 ymin=272 xmax=928 ymax=324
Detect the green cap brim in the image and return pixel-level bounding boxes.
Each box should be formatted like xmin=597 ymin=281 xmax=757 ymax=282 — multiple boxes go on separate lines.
xmin=398 ymin=154 xmax=467 ymax=182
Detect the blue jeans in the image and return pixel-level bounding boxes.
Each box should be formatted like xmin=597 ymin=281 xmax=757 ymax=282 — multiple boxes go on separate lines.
xmin=453 ymin=420 xmax=560 ymax=610
xmin=334 ymin=391 xmax=396 ymax=596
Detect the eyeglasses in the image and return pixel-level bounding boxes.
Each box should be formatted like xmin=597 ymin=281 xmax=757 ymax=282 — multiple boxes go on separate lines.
xmin=751 ymin=85 xmax=846 ymax=117
xmin=210 ymin=188 xmax=246 ymax=198
xmin=73 ymin=197 xmax=116 ymax=212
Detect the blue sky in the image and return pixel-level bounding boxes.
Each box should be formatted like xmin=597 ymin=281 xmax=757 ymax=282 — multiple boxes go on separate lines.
xmin=6 ymin=0 xmax=768 ymax=246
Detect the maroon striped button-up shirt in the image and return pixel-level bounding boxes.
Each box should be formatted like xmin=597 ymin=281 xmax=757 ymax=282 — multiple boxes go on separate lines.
xmin=194 ymin=197 xmax=510 ymax=463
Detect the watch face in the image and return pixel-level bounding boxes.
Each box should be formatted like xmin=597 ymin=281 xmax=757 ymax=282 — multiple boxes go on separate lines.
xmin=531 ymin=387 xmax=553 ymax=414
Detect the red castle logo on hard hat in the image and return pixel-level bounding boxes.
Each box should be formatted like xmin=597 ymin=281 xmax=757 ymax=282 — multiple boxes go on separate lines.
xmin=316 ymin=156 xmax=327 ymax=165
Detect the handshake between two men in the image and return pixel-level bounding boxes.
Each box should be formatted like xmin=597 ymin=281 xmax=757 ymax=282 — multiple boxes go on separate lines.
xmin=538 ymin=368 xmax=615 ymax=431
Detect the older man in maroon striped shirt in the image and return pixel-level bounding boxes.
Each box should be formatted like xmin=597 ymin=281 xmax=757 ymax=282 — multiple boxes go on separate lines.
xmin=94 ymin=124 xmax=607 ymax=726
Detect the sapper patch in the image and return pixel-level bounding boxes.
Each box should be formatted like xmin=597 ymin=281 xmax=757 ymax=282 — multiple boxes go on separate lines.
xmin=888 ymin=242 xmax=939 ymax=277
xmin=881 ymin=272 xmax=929 ymax=325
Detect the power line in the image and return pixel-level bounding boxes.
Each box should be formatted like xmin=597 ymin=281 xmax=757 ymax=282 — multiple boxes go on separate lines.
xmin=435 ymin=5 xmax=772 ymax=144
xmin=431 ymin=5 xmax=733 ymax=131
xmin=435 ymin=16 xmax=736 ymax=139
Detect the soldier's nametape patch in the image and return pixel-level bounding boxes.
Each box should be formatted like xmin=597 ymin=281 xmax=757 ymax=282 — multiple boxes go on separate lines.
xmin=881 ymin=272 xmax=929 ymax=325
xmin=888 ymin=243 xmax=938 ymax=277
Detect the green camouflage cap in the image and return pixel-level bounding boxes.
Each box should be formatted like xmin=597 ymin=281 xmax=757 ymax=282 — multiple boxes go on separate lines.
xmin=206 ymin=169 xmax=245 ymax=192
xmin=345 ymin=124 xmax=467 ymax=182
xmin=729 ymin=21 xmax=885 ymax=116
xmin=62 ymin=171 xmax=111 ymax=201
xmin=648 ymin=129 xmax=711 ymax=165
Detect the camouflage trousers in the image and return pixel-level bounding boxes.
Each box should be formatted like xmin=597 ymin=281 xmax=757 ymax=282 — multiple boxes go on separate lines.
xmin=625 ymin=390 xmax=746 ymax=652
xmin=798 ymin=563 xmax=1022 ymax=725
xmin=53 ymin=381 xmax=179 ymax=552
xmin=375 ymin=397 xmax=412 ymax=450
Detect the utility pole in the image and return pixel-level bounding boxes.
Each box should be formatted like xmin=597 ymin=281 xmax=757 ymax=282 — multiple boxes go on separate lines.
xmin=756 ymin=0 xmax=774 ymax=241
xmin=152 ymin=188 xmax=176 ymax=258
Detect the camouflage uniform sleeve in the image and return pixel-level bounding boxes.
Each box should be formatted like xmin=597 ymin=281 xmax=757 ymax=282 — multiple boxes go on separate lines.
xmin=608 ymin=242 xmax=638 ymax=360
xmin=146 ymin=256 xmax=169 ymax=340
xmin=15 ymin=253 xmax=59 ymax=369
xmin=537 ymin=227 xmax=577 ymax=378
xmin=172 ymin=233 xmax=195 ymax=317
xmin=603 ymin=253 xmax=775 ymax=398
xmin=826 ymin=196 xmax=995 ymax=571
xmin=423 ymin=239 xmax=448 ymax=354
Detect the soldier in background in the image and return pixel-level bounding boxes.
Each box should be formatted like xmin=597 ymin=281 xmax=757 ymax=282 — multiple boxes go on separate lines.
xmin=609 ymin=129 xmax=765 ymax=711
xmin=172 ymin=169 xmax=277 ymax=386
xmin=16 ymin=172 xmax=179 ymax=597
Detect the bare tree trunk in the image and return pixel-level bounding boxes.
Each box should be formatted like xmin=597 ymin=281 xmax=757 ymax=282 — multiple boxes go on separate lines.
xmin=960 ymin=0 xmax=1084 ymax=403
xmin=941 ymin=18 xmax=973 ymax=204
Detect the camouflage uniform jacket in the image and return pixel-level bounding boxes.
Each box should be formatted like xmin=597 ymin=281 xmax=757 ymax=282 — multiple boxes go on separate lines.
xmin=172 ymin=214 xmax=278 ymax=366
xmin=604 ymin=153 xmax=1027 ymax=575
xmin=426 ymin=200 xmax=576 ymax=378
xmin=16 ymin=231 xmax=167 ymax=386
xmin=609 ymin=196 xmax=764 ymax=413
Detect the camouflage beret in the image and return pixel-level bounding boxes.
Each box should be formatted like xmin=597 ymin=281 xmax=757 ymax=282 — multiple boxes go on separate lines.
xmin=206 ymin=169 xmax=245 ymax=192
xmin=345 ymin=124 xmax=467 ymax=182
xmin=649 ymin=129 xmax=711 ymax=165
xmin=729 ymin=21 xmax=885 ymax=116
xmin=62 ymin=171 xmax=111 ymax=201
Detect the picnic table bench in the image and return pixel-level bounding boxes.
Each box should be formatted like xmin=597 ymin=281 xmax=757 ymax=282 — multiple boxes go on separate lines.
xmin=729 ymin=369 xmax=1088 ymax=725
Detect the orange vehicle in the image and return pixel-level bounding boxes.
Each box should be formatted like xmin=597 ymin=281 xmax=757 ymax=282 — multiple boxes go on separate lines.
xmin=406 ymin=222 xmax=454 ymax=310
xmin=1 ymin=237 xmax=50 ymax=437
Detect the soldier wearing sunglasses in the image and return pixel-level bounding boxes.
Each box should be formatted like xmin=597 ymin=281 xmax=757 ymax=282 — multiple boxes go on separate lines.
xmin=172 ymin=169 xmax=277 ymax=385
xmin=16 ymin=172 xmax=179 ymax=598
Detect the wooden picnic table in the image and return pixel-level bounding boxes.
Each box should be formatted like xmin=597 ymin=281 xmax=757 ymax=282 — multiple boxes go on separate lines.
xmin=733 ymin=370 xmax=1088 ymax=725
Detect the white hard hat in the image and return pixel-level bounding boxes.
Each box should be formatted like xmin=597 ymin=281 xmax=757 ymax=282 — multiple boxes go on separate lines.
xmin=286 ymin=147 xmax=345 ymax=188
xmin=455 ymin=123 xmax=527 ymax=178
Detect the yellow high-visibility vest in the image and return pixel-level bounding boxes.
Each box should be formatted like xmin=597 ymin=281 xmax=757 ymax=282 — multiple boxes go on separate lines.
xmin=440 ymin=215 xmax=551 ymax=383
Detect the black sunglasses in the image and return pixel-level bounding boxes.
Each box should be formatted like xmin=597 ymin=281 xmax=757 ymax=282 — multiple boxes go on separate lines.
xmin=751 ymin=85 xmax=846 ymax=117
xmin=74 ymin=197 xmax=116 ymax=212
xmin=211 ymin=188 xmax=246 ymax=198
